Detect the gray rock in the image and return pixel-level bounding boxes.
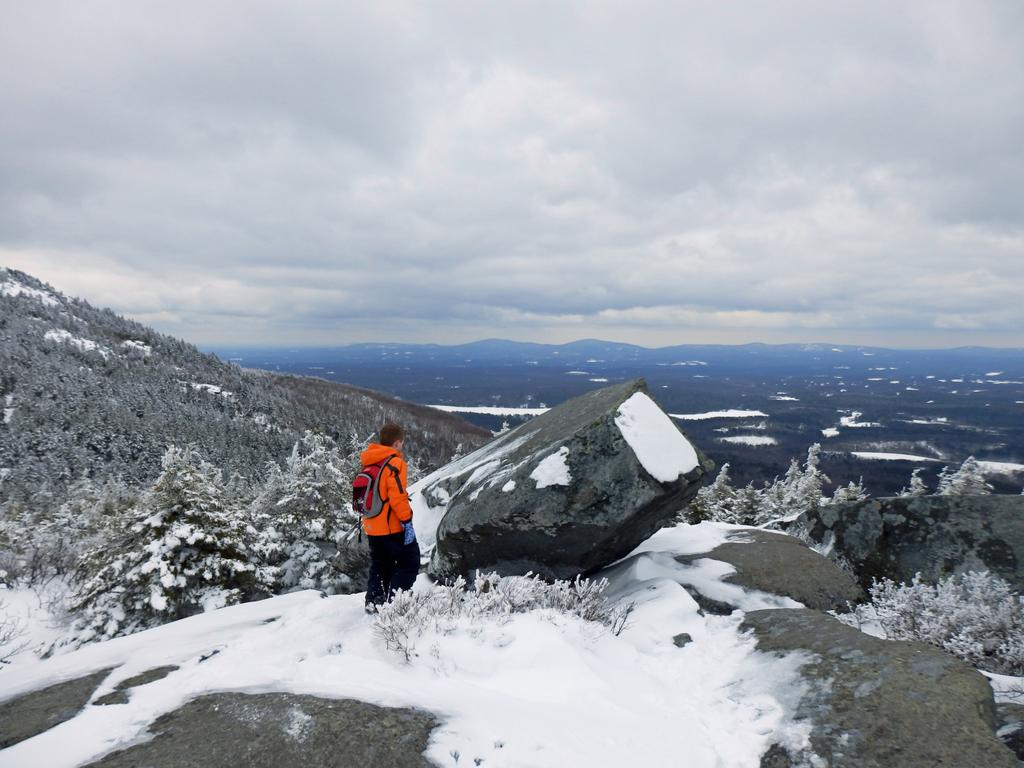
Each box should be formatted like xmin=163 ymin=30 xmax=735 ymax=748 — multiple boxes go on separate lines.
xmin=93 ymin=665 xmax=180 ymax=706
xmin=997 ymin=703 xmax=1024 ymax=761
xmin=796 ymin=495 xmax=1024 ymax=591
xmin=428 ymin=379 xmax=711 ymax=580
xmin=742 ymin=609 xmax=1017 ymax=767
xmin=83 ymin=692 xmax=439 ymax=768
xmin=0 ymin=668 xmax=115 ymax=749
xmin=672 ymin=632 xmax=693 ymax=648
xmin=678 ymin=530 xmax=866 ymax=611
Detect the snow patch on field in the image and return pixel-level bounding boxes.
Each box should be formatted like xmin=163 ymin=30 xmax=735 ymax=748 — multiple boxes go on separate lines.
xmin=617 ymin=393 xmax=699 ymax=482
xmin=851 ymin=452 xmax=941 ymax=462
xmin=0 ymin=523 xmax=814 ymax=768
xmin=670 ymin=409 xmax=768 ymax=421
xmin=770 ymin=395 xmax=798 ymax=401
xmin=43 ymin=329 xmax=111 ymax=358
xmin=975 ymin=461 xmax=1024 ymax=476
xmin=530 ymin=447 xmax=571 ymax=489
xmin=839 ymin=411 xmax=880 ymax=428
xmin=429 ymin=405 xmax=550 ymax=417
xmin=719 ymin=436 xmax=777 ymax=447
xmin=821 ymin=427 xmax=840 ymax=438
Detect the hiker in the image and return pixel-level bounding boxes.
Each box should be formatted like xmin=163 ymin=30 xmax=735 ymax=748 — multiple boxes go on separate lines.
xmin=355 ymin=423 xmax=419 ymax=610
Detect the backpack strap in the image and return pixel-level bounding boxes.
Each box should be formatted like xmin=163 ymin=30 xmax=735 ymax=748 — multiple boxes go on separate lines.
xmin=387 ymin=463 xmax=405 ymax=496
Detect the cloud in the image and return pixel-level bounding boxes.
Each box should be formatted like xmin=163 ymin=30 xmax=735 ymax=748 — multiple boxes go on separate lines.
xmin=2 ymin=0 xmax=1023 ymax=347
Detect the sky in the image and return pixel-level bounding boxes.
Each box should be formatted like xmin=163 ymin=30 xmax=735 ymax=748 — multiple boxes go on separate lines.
xmin=2 ymin=1 xmax=1023 ymax=349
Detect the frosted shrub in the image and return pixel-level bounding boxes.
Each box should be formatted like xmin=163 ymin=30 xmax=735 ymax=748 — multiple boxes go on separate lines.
xmin=837 ymin=571 xmax=1024 ymax=675
xmin=374 ymin=573 xmax=635 ymax=662
xmin=936 ymin=456 xmax=993 ymax=496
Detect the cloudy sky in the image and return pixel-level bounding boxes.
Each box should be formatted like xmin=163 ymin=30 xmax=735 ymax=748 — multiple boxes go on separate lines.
xmin=3 ymin=1 xmax=1023 ymax=348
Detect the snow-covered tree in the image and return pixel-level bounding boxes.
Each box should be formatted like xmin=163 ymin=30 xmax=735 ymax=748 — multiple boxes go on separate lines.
xmin=898 ymin=468 xmax=929 ymax=497
xmin=251 ymin=431 xmax=362 ymax=594
xmin=687 ymin=464 xmax=737 ymax=523
xmin=832 ymin=477 xmax=868 ymax=504
xmin=936 ymin=456 xmax=993 ymax=496
xmin=71 ymin=446 xmax=272 ymax=643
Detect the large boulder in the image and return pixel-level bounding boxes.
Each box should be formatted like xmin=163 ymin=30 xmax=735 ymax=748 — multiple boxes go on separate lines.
xmin=743 ymin=609 xmax=1017 ymax=767
xmin=796 ymin=494 xmax=1024 ymax=591
xmin=676 ymin=530 xmax=866 ymax=612
xmin=426 ymin=379 xmax=711 ymax=580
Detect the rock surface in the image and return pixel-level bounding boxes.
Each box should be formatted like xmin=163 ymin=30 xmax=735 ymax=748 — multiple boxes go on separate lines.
xmin=427 ymin=379 xmax=711 ymax=580
xmin=0 ymin=668 xmax=115 ymax=749
xmin=997 ymin=703 xmax=1024 ymax=761
xmin=678 ymin=530 xmax=865 ymax=611
xmin=84 ymin=693 xmax=439 ymax=768
xmin=796 ymin=494 xmax=1024 ymax=591
xmin=93 ymin=665 xmax=180 ymax=706
xmin=742 ymin=609 xmax=1017 ymax=767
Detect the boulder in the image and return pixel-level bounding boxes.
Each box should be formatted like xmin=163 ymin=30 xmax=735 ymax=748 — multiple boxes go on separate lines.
xmin=84 ymin=693 xmax=438 ymax=768
xmin=0 ymin=668 xmax=115 ymax=749
xmin=997 ymin=703 xmax=1024 ymax=760
xmin=677 ymin=530 xmax=866 ymax=612
xmin=742 ymin=609 xmax=1017 ymax=767
xmin=796 ymin=494 xmax=1024 ymax=591
xmin=426 ymin=379 xmax=711 ymax=580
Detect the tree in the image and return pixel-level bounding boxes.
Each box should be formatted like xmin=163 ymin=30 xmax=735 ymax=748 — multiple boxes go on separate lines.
xmin=686 ymin=463 xmax=737 ymax=523
xmin=936 ymin=456 xmax=993 ymax=496
xmin=71 ymin=446 xmax=272 ymax=643
xmin=899 ymin=468 xmax=929 ymax=497
xmin=832 ymin=477 xmax=868 ymax=504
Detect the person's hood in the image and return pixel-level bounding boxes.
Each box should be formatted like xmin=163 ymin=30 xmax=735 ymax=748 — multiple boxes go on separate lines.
xmin=360 ymin=443 xmax=401 ymax=466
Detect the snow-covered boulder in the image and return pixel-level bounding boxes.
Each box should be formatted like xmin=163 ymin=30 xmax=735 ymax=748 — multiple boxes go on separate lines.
xmin=743 ymin=608 xmax=1017 ymax=767
xmin=424 ymin=379 xmax=711 ymax=580
xmin=796 ymin=495 xmax=1024 ymax=592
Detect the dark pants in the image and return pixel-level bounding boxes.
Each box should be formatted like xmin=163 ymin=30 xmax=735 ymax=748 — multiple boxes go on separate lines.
xmin=366 ymin=532 xmax=421 ymax=606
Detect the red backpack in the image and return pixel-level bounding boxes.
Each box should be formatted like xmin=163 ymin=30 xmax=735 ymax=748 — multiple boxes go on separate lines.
xmin=352 ymin=457 xmax=404 ymax=519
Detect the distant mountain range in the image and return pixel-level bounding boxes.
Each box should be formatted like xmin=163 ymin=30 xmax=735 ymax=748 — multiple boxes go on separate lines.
xmin=0 ymin=269 xmax=489 ymax=501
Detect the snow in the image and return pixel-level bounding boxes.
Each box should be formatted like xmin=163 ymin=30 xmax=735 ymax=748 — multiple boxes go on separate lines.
xmin=121 ymin=340 xmax=152 ymax=356
xmin=851 ymin=452 xmax=941 ymax=462
xmin=975 ymin=461 xmax=1024 ymax=475
xmin=719 ymin=436 xmax=777 ymax=447
xmin=566 ymin=370 xmax=589 ymax=375
xmin=191 ymin=383 xmax=234 ymax=400
xmin=670 ymin=409 xmax=768 ymax=421
xmin=821 ymin=428 xmax=840 ymax=438
xmin=429 ymin=405 xmax=550 ymax=416
xmin=43 ymin=329 xmax=111 ymax=359
xmin=616 ymin=393 xmax=699 ymax=482
xmin=839 ymin=411 xmax=880 ymax=428
xmin=769 ymin=395 xmax=798 ymax=401
xmin=501 ymin=480 xmax=516 ymax=493
xmin=3 ymin=395 xmax=13 ymax=425
xmin=0 ymin=277 xmax=60 ymax=306
xmin=589 ymin=377 xmax=609 ymax=382
xmin=529 ymin=447 xmax=572 ymax=489
xmin=0 ymin=523 xmax=813 ymax=768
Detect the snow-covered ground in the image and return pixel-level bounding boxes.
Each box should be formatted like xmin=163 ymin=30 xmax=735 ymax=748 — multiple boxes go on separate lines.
xmin=850 ymin=451 xmax=942 ymax=462
xmin=670 ymin=409 xmax=768 ymax=421
xmin=0 ymin=523 xmax=812 ymax=768
xmin=43 ymin=329 xmax=111 ymax=359
xmin=429 ymin=405 xmax=550 ymax=416
xmin=976 ymin=461 xmax=1024 ymax=476
xmin=719 ymin=436 xmax=778 ymax=447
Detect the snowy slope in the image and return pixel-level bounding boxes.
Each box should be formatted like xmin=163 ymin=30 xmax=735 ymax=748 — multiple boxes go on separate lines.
xmin=0 ymin=523 xmax=812 ymax=768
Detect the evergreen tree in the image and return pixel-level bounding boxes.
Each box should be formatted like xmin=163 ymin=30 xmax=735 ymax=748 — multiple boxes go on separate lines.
xmin=687 ymin=464 xmax=737 ymax=523
xmin=936 ymin=456 xmax=993 ymax=496
xmin=72 ymin=446 xmax=271 ymax=643
xmin=831 ymin=477 xmax=868 ymax=504
xmin=898 ymin=468 xmax=929 ymax=497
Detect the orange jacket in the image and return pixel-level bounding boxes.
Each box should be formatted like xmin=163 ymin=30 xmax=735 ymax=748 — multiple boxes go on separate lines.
xmin=360 ymin=444 xmax=413 ymax=536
